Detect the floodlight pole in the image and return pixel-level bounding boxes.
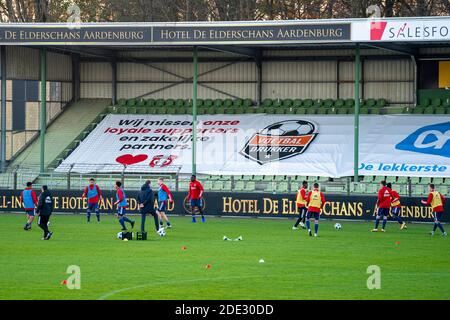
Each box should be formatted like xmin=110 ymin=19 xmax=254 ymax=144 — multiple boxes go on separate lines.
xmin=354 ymin=43 xmax=360 ymax=182
xmin=40 ymin=48 xmax=47 ymax=174
xmin=192 ymin=46 xmax=198 ymax=175
xmin=0 ymin=46 xmax=6 ymax=173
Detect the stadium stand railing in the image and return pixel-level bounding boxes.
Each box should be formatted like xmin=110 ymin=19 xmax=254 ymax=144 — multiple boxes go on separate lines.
xmin=0 ymin=165 xmax=448 ymax=197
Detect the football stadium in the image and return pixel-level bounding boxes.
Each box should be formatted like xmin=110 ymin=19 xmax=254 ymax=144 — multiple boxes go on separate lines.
xmin=0 ymin=4 xmax=449 ymax=306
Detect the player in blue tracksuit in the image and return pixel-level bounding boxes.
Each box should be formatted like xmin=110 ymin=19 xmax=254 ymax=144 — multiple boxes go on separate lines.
xmin=20 ymin=182 xmax=38 ymax=230
xmin=156 ymin=178 xmax=174 ymax=229
xmin=114 ymin=181 xmax=135 ymax=231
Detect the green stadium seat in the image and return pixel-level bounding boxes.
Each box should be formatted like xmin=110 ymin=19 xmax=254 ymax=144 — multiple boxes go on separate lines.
xmin=295 ymin=107 xmax=306 ymax=114
xmin=253 ymin=106 xmax=263 ymax=113
xmin=225 ymin=108 xmax=234 ymax=114
xmin=410 ymin=177 xmax=420 ymax=184
xmin=253 ymin=175 xmax=264 ymax=181
xmin=156 ymin=107 xmax=167 ymax=114
xmin=421 ymin=177 xmax=432 ymax=184
xmin=223 ymin=99 xmax=233 ymax=108
xmin=154 ymin=99 xmax=164 ymax=108
xmin=262 ymin=99 xmax=273 ymax=108
xmin=412 ymin=107 xmax=425 ymax=114
xmin=276 ymin=182 xmax=289 ymax=193
xmin=243 ymin=99 xmax=253 ymax=108
xmin=235 ymin=107 xmax=244 ymax=114
xmin=312 ymin=100 xmax=323 ymax=108
xmin=117 ymin=99 xmax=127 ymax=106
xmin=366 ymin=99 xmax=376 ymax=108
xmin=184 ymin=99 xmax=193 ymax=108
xmin=358 ymin=107 xmax=369 ymax=114
xmin=135 ymin=99 xmax=146 ymax=107
xmin=396 ymin=176 xmax=408 ymax=184
xmin=283 ymin=99 xmax=293 ymax=108
xmin=126 ymin=99 xmax=137 ymax=107
xmin=334 ymin=99 xmax=345 ymax=108
xmin=424 ymin=106 xmax=435 ymax=114
xmin=373 ymin=176 xmax=385 ymax=183
xmin=215 ymin=106 xmax=225 ymax=114
xmin=265 ymin=182 xmax=276 ymax=192
xmin=264 ymin=107 xmax=275 ymax=114
xmin=337 ymin=107 xmax=348 ymax=115
xmin=417 ymin=97 xmax=430 ymax=108
xmin=306 ymin=107 xmax=317 ymax=115
xmin=323 ymin=99 xmax=334 ymax=108
xmin=213 ymin=99 xmax=222 ymax=108
xmin=146 ymin=106 xmax=157 ymax=114
xmin=272 ymin=100 xmax=283 ymax=108
xmin=316 ymin=107 xmax=327 ymax=115
xmin=376 ymin=99 xmax=387 ymax=108
xmin=345 ymin=99 xmax=355 ymax=108
xmin=430 ymin=98 xmax=441 ymax=107
xmin=303 ymin=99 xmax=313 ymax=108
xmin=165 ymin=99 xmax=175 ymax=107
xmin=369 ymin=107 xmax=381 ymax=115
xmin=117 ymin=106 xmax=127 ymax=114
xmin=244 ymin=181 xmax=256 ymax=191
xmin=234 ymin=181 xmax=245 ymax=191
xmin=274 ymin=175 xmax=285 ymax=182
xmin=107 ymin=106 xmax=117 ymax=113
xmin=233 ymin=99 xmax=243 ymax=107
xmin=435 ymin=107 xmax=446 ymax=114
xmin=136 ymin=107 xmax=146 ymax=114
xmin=275 ymin=108 xmax=285 ymax=114
xmin=145 ymin=99 xmax=155 ymax=107
xmin=293 ymin=99 xmax=303 ymax=108
xmin=285 ymin=107 xmax=296 ymax=114
xmin=433 ymin=177 xmax=444 ymax=184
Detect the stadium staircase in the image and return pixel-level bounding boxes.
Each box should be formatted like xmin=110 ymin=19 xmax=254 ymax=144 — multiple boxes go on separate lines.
xmin=2 ymin=99 xmax=110 ymax=187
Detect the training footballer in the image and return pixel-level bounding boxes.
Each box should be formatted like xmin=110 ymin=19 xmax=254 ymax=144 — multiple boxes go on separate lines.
xmin=114 ymin=181 xmax=135 ymax=231
xmin=188 ymin=175 xmax=205 ymax=223
xmin=20 ymin=182 xmax=38 ymax=231
xmin=421 ymin=184 xmax=447 ymax=237
xmin=81 ymin=178 xmax=103 ymax=223
xmin=156 ymin=178 xmax=174 ymax=229
xmin=293 ymin=181 xmax=308 ymax=230
xmin=305 ymin=183 xmax=325 ymax=237
xmin=372 ymin=181 xmax=393 ymax=232
xmin=387 ymin=183 xmax=407 ymax=230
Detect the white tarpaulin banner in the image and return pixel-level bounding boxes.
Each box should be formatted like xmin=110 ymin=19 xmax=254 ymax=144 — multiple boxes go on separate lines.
xmin=56 ymin=114 xmax=450 ymax=177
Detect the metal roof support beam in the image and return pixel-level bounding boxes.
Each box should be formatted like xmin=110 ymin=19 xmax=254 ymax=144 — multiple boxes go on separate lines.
xmin=200 ymin=45 xmax=259 ymax=59
xmin=255 ymin=49 xmax=263 ymax=106
xmin=362 ymin=43 xmax=418 ymax=56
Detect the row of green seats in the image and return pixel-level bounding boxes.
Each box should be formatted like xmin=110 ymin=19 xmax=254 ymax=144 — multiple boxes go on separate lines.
xmin=411 ymin=105 xmax=450 ymax=114
xmin=362 ymin=176 xmax=447 ymax=185
xmin=416 ymin=97 xmax=450 ymax=109
xmin=117 ymin=98 xmax=254 ymax=109
xmin=262 ymin=98 xmax=387 ymax=109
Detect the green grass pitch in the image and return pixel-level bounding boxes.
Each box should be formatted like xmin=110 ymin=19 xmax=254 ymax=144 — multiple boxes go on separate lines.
xmin=0 ymin=213 xmax=449 ymax=300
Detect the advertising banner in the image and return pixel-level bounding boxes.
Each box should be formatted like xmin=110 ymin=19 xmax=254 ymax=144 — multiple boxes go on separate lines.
xmin=56 ymin=114 xmax=450 ymax=178
xmin=0 ymin=189 xmax=446 ymax=223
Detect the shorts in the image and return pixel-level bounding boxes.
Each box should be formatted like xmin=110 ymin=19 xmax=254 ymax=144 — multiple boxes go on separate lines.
xmin=158 ymin=200 xmax=167 ymax=213
xmin=377 ymin=207 xmax=390 ymax=217
xmin=88 ymin=202 xmax=99 ymax=212
xmin=190 ymin=199 xmax=202 ymax=208
xmin=433 ymin=211 xmax=443 ymax=222
xmin=117 ymin=207 xmax=127 ymax=217
xmin=25 ymin=209 xmax=35 ymax=216
xmin=306 ymin=211 xmax=320 ymax=220
xmin=391 ymin=207 xmax=401 ymax=216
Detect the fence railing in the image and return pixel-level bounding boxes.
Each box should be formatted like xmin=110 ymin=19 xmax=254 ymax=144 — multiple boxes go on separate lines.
xmin=1 ymin=166 xmax=448 ymax=197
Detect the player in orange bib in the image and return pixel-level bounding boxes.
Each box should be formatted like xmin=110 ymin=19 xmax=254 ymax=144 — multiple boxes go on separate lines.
xmin=293 ymin=181 xmax=308 ymax=230
xmin=305 ymin=183 xmax=325 ymax=237
xmin=421 ymin=184 xmax=447 ymax=237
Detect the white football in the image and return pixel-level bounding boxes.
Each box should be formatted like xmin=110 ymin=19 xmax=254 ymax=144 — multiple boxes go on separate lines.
xmin=334 ymin=223 xmax=342 ymax=230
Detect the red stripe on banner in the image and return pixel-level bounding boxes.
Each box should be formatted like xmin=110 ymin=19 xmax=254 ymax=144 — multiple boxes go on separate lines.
xmin=370 ymin=21 xmax=387 ymax=40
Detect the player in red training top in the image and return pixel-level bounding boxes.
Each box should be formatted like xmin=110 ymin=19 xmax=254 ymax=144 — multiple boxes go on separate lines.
xmin=305 ymin=183 xmax=326 ymax=237
xmin=421 ymin=183 xmax=446 ymax=237
xmin=386 ymin=182 xmax=407 ymax=230
xmin=188 ymin=175 xmax=205 ymax=223
xmin=81 ymin=178 xmax=103 ymax=223
xmin=372 ymin=180 xmax=393 ymax=232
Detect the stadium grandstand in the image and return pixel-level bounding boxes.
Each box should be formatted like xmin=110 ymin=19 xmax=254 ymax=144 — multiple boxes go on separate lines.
xmin=0 ymin=17 xmax=449 ymax=201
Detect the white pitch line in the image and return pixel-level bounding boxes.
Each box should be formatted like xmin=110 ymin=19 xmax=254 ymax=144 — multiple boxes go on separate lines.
xmin=97 ymin=274 xmax=266 ymax=300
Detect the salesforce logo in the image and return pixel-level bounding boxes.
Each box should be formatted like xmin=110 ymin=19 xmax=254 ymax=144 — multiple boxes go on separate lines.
xmin=395 ymin=121 xmax=450 ymax=158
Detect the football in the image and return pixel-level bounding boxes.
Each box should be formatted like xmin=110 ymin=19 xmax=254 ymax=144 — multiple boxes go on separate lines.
xmin=334 ymin=223 xmax=342 ymax=230
xmin=260 ymin=120 xmax=315 ymax=137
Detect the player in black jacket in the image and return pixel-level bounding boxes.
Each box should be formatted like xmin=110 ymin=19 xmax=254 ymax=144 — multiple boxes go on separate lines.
xmin=138 ymin=181 xmax=163 ymax=236
xmin=36 ymin=185 xmax=54 ymax=240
